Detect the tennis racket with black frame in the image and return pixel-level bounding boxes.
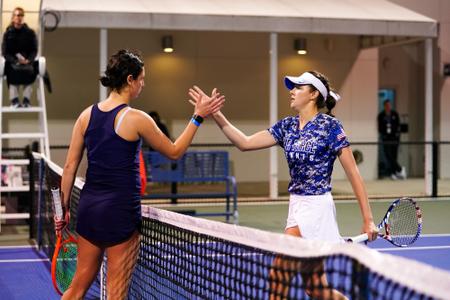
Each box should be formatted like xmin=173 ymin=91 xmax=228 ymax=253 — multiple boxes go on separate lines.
xmin=349 ymin=197 xmax=422 ymax=247
xmin=51 ymin=187 xmax=78 ymax=295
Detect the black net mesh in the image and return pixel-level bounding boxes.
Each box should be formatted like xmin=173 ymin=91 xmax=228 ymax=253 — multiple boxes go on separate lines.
xmin=29 ymin=153 xmax=449 ymax=300
xmin=106 ymin=206 xmax=449 ymax=300
xmin=30 ymin=152 xmax=100 ymax=298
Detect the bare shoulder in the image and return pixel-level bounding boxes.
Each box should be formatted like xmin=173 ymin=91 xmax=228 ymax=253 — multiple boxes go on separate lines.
xmin=129 ymin=108 xmax=149 ymax=117
xmin=126 ymin=109 xmax=158 ymax=135
xmin=78 ymin=105 xmax=94 ymax=122
xmin=79 ymin=105 xmax=93 ymax=118
xmin=77 ymin=105 xmax=94 ymax=133
xmin=128 ymin=108 xmax=155 ymax=124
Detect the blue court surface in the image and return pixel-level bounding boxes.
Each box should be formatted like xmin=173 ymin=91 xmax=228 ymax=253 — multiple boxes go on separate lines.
xmin=367 ymin=234 xmax=450 ymax=272
xmin=1 ymin=234 xmax=449 ymax=299
xmin=0 ymin=245 xmax=99 ymax=300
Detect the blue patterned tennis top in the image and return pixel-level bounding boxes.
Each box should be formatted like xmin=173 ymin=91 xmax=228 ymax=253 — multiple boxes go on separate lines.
xmin=268 ymin=113 xmax=349 ymax=195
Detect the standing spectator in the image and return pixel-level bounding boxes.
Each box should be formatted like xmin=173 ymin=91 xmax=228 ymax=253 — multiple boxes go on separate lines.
xmin=377 ymin=99 xmax=406 ymax=180
xmin=2 ymin=7 xmax=38 ymax=108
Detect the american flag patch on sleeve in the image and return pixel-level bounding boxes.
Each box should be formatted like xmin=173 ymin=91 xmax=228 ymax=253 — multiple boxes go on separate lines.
xmin=337 ymin=131 xmax=346 ymax=140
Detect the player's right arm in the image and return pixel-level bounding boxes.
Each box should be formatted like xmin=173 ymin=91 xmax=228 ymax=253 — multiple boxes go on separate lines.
xmin=338 ymin=146 xmax=377 ymax=241
xmin=212 ymin=111 xmax=277 ymax=151
xmin=136 ymin=92 xmax=224 ymax=160
xmin=188 ymin=86 xmax=277 ymax=151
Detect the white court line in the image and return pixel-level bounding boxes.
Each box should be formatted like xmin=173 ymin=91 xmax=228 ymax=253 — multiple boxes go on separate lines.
xmin=347 ymin=234 xmax=450 ymax=239
xmin=336 ymin=198 xmax=450 ymax=204
xmin=0 ymin=245 xmax=37 ymax=249
xmin=0 ymin=258 xmax=49 ymax=263
xmin=152 ymin=197 xmax=450 ymax=208
xmin=151 ymin=202 xmax=238 ymax=208
xmin=419 ymin=233 xmax=450 ymax=237
xmin=376 ymin=245 xmax=450 ymax=252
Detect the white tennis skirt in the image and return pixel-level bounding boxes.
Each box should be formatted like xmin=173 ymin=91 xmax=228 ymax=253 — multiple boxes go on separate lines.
xmin=286 ymin=193 xmax=343 ymax=243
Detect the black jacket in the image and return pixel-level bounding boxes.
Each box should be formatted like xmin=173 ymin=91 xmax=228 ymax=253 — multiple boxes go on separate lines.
xmin=377 ymin=110 xmax=400 ymax=140
xmin=2 ymin=23 xmax=37 ymax=63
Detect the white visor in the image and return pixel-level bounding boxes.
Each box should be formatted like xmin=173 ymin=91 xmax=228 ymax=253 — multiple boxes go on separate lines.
xmin=284 ymin=72 xmax=341 ymax=101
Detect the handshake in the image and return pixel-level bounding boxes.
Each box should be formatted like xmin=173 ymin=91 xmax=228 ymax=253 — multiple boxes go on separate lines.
xmin=187 ymin=86 xmax=225 ymax=119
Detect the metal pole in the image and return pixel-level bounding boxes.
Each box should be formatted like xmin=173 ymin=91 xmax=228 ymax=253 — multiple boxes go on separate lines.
xmin=424 ymin=38 xmax=433 ymax=196
xmin=99 ymin=29 xmax=108 ymax=101
xmin=269 ymin=33 xmax=278 ymax=199
xmin=38 ymin=0 xmax=43 ymax=57
xmin=432 ymin=141 xmax=438 ymax=197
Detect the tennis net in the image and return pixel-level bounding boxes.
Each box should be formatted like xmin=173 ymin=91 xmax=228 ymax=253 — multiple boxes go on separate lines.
xmin=30 ymin=152 xmax=450 ymax=299
xmin=30 ymin=152 xmax=101 ymax=298
xmin=99 ymin=206 xmax=449 ymax=299
xmin=30 ymin=152 xmax=83 ymax=258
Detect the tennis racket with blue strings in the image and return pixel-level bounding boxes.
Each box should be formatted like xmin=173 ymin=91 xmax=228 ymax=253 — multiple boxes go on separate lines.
xmin=349 ymin=197 xmax=422 ymax=247
xmin=51 ymin=187 xmax=78 ymax=295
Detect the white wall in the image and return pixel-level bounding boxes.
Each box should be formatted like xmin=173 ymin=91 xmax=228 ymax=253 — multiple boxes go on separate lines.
xmin=2 ymin=29 xmax=384 ymax=184
xmin=388 ymin=0 xmax=450 ymax=179
xmin=172 ymin=42 xmax=379 ymax=183
xmin=333 ymin=48 xmax=378 ymax=180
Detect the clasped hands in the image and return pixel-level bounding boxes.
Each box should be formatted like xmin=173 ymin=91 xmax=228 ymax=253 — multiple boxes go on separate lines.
xmin=188 ymin=86 xmax=224 ymax=118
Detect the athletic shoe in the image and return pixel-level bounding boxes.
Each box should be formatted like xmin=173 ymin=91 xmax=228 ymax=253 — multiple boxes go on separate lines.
xmin=22 ymin=98 xmax=31 ymax=108
xmin=396 ymin=166 xmax=407 ymax=180
xmin=10 ymin=98 xmax=21 ymax=108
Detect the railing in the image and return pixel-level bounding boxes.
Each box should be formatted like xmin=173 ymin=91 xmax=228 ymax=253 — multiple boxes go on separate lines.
xmin=1 ymin=140 xmax=450 ymax=205
xmin=5 ymin=141 xmax=445 ymax=236
xmin=141 ymin=150 xmax=238 ymax=223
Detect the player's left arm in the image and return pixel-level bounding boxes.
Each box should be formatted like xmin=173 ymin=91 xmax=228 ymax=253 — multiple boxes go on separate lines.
xmin=338 ymin=147 xmax=378 ymax=241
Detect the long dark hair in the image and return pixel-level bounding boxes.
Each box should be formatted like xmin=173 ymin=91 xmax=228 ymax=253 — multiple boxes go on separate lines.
xmin=307 ymin=70 xmax=338 ymax=117
xmin=99 ymin=49 xmax=144 ymax=93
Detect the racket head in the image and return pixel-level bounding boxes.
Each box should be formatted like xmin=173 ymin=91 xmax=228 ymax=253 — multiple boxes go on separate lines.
xmin=380 ymin=197 xmax=422 ymax=247
xmin=51 ymin=229 xmax=78 ymax=295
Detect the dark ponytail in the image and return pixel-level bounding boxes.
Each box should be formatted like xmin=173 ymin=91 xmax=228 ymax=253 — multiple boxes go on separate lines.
xmin=325 ymin=89 xmax=337 ymax=117
xmin=99 ymin=76 xmax=112 ymax=87
xmin=307 ymin=70 xmax=339 ymax=117
xmin=99 ymin=49 xmax=144 ymax=93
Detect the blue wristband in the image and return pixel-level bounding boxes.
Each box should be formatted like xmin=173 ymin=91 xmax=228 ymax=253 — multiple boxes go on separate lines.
xmin=191 ymin=118 xmax=201 ymax=127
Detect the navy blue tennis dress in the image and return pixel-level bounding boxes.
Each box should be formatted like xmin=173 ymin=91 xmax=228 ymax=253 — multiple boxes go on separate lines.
xmin=77 ymin=103 xmax=141 ymax=245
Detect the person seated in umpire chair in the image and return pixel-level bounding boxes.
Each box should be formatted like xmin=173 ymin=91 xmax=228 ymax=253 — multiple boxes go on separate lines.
xmin=2 ymin=7 xmax=51 ymax=108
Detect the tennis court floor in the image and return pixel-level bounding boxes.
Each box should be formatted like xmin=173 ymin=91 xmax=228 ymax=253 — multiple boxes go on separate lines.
xmin=1 ymin=198 xmax=450 ymax=299
xmin=1 ymin=233 xmax=449 ymax=299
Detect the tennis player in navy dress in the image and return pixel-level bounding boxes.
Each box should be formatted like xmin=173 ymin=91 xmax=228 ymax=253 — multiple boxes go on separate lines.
xmin=189 ymin=70 xmax=378 ymax=299
xmin=54 ymin=49 xmax=224 ymax=300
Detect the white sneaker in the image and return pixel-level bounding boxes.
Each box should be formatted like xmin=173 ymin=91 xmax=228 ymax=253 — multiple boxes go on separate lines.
xmin=10 ymin=99 xmax=21 ymax=108
xmin=390 ymin=173 xmax=398 ymax=180
xmin=396 ymin=166 xmax=407 ymax=180
xmin=22 ymin=98 xmax=31 ymax=108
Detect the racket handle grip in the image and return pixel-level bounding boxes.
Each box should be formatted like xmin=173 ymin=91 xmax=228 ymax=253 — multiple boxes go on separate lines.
xmin=51 ymin=187 xmax=63 ymax=220
xmin=347 ymin=233 xmax=369 ymax=243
